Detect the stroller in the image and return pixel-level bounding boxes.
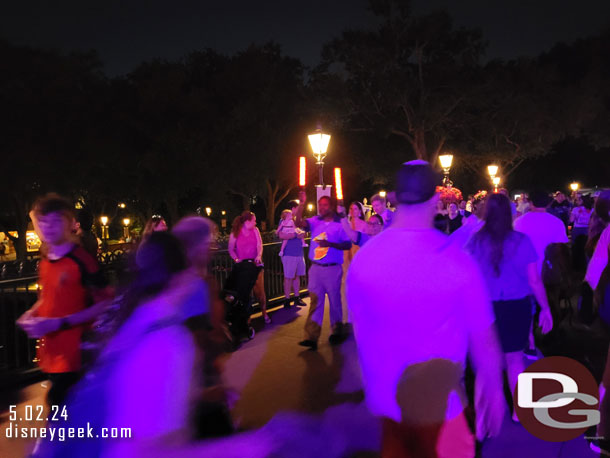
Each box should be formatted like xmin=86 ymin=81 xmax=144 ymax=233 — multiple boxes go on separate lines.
xmin=222 ymin=260 xmax=259 ymax=349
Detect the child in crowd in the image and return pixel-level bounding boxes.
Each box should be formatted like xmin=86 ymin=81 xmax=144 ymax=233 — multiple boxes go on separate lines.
xmin=277 ymin=209 xmax=306 ymax=256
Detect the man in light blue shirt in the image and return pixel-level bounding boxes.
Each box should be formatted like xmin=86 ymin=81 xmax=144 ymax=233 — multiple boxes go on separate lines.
xmin=296 ymin=191 xmax=351 ymax=350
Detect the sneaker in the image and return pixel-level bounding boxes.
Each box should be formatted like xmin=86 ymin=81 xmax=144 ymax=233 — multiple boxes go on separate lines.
xmin=298 ymin=339 xmax=318 ymax=350
xmin=283 ymin=298 xmax=292 ymax=309
xmin=263 ymin=314 xmax=272 ymax=324
xmin=293 ymin=297 xmax=306 ymax=307
xmin=524 ymin=348 xmax=539 ymax=360
xmin=590 ymin=439 xmax=610 ymax=456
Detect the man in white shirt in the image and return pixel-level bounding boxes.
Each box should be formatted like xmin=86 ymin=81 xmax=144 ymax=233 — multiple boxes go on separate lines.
xmin=514 ymin=190 xmax=569 ymax=275
xmin=347 ymin=161 xmax=505 ymax=458
xmin=513 ymin=189 xmax=569 ymax=359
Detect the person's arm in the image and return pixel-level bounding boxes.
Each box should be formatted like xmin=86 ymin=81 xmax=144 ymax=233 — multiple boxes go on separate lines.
xmin=295 ymin=190 xmax=308 ymax=229
xmin=277 ymin=222 xmax=298 ymax=241
xmin=275 ymin=220 xmax=284 ymax=236
xmin=340 ymin=217 xmax=359 ymax=244
xmin=316 ymin=239 xmax=352 ymax=250
xmin=255 ymin=228 xmax=263 ymax=264
xmin=470 ymin=324 xmax=506 ymax=440
xmin=228 ymin=233 xmax=238 ymax=262
xmin=527 ymin=262 xmax=553 ymax=334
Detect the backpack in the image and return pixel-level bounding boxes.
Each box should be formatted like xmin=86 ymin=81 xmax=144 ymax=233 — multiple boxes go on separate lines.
xmin=542 ymin=243 xmax=572 ymax=290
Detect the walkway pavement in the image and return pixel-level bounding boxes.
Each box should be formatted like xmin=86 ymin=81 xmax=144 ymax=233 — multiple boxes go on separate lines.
xmin=0 ymin=298 xmax=600 ymax=457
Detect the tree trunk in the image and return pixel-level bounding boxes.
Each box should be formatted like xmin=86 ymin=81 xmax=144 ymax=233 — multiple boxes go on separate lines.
xmin=265 ymin=179 xmax=293 ymax=230
xmin=413 ymin=129 xmax=428 ymax=161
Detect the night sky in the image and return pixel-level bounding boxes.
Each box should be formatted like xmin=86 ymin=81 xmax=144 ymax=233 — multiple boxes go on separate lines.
xmin=2 ymin=0 xmax=609 ymax=76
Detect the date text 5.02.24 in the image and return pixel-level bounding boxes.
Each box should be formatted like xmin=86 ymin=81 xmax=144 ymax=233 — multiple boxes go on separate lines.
xmin=9 ymin=405 xmax=68 ymax=422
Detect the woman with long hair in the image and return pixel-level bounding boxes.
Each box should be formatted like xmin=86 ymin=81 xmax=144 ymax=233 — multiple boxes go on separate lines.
xmin=228 ymin=211 xmax=269 ymax=323
xmin=466 ymin=193 xmax=553 ymax=422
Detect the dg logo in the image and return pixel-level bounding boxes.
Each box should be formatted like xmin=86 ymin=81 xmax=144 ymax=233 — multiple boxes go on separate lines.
xmin=514 ymin=356 xmax=600 ymax=442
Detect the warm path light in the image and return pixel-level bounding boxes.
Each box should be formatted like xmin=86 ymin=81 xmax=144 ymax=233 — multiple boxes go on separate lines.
xmin=299 ymin=156 xmax=306 ymax=187
xmin=334 ymin=168 xmax=343 ymax=201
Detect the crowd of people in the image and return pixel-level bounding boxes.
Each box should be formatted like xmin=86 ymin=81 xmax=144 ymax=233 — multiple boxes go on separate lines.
xmin=11 ymin=158 xmax=610 ymax=456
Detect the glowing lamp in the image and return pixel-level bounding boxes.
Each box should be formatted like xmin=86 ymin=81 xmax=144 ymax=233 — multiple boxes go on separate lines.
xmin=492 ymin=177 xmax=501 ymax=186
xmin=118 ymin=203 xmax=126 ymax=209
xmin=221 ymin=210 xmax=226 ymax=216
xmin=334 ymin=168 xmax=343 ymax=201
xmin=439 ymin=154 xmax=453 ymax=170
xmin=205 ymin=207 xmax=212 ymax=216
xmin=308 ymin=132 xmax=331 ymax=162
xmin=299 ymin=156 xmax=306 ymax=187
xmin=379 ymin=191 xmax=387 ymax=198
xmin=307 ymin=203 xmax=314 ymax=212
xmin=487 ymin=165 xmax=499 ymax=177
xmin=570 ymin=182 xmax=580 ymax=192
xmin=100 ymin=216 xmax=108 ymax=226
xmin=123 ymin=218 xmax=130 ymax=227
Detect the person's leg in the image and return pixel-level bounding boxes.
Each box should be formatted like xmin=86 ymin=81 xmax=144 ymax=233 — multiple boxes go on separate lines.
xmin=284 ymin=277 xmax=293 ymax=303
xmin=506 ymin=351 xmax=525 ymax=421
xmin=253 ymin=269 xmax=268 ymax=320
xmin=326 ymin=265 xmax=345 ymax=339
xmin=293 ymin=257 xmax=307 ymax=306
xmin=46 ymin=372 xmax=81 ymax=407
xmin=303 ymin=265 xmax=325 ymax=345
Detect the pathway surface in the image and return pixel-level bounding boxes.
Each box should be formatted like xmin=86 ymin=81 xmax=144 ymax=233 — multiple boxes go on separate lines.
xmin=0 ymin=298 xmax=600 ymax=457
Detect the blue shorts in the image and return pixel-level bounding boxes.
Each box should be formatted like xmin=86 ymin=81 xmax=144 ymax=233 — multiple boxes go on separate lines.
xmin=281 ymin=255 xmax=306 ymax=278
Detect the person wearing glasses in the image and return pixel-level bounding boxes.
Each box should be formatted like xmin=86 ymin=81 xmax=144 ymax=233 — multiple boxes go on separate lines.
xmin=340 ymin=213 xmax=384 ymax=247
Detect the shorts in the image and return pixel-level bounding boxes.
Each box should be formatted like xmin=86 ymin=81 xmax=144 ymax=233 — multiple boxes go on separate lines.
xmin=492 ymin=296 xmax=534 ymax=353
xmin=281 ymin=255 xmax=306 ymax=278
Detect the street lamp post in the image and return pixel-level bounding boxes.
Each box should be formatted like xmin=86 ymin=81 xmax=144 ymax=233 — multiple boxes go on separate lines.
xmin=487 ymin=164 xmax=499 ymax=191
xmin=492 ymin=176 xmax=501 ymax=193
xmin=122 ymin=218 xmax=130 ymax=240
xmin=308 ymin=125 xmax=332 ymax=211
xmin=100 ymin=216 xmax=109 ymax=240
xmin=438 ymin=154 xmax=454 ymax=187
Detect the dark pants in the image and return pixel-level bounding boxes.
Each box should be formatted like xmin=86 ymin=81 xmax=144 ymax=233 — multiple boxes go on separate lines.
xmin=46 ymin=372 xmax=81 ymax=407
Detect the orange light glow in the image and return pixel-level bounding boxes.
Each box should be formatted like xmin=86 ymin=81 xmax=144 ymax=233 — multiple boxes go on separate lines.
xmin=334 ymin=168 xmax=343 ymax=201
xmin=299 ymin=156 xmax=306 ymax=187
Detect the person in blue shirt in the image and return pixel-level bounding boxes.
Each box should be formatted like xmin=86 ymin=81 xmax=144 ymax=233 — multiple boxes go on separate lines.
xmin=295 ymin=191 xmax=352 ymax=350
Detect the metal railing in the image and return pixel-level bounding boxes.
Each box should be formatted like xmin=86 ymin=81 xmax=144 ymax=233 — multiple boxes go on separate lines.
xmin=0 ymin=241 xmax=311 ymax=385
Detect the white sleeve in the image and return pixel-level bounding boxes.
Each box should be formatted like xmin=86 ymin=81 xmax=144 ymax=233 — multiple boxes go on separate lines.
xmin=586 ymin=226 xmax=610 ymax=290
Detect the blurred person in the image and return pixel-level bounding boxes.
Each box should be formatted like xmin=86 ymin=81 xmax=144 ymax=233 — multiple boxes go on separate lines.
xmin=447 ymin=202 xmax=463 ymax=234
xmin=458 ymin=200 xmax=471 ymax=218
xmin=516 ymin=194 xmax=530 ymax=217
xmin=498 ymin=188 xmax=517 ymax=218
xmin=466 ymin=193 xmax=553 ymax=422
xmin=277 ymin=209 xmax=307 ymax=257
xmin=75 ymin=207 xmax=99 ymax=258
xmin=228 ymin=211 xmax=269 ymax=323
xmin=588 ymin=191 xmax=610 ymax=455
xmin=548 ymin=191 xmax=571 ymax=228
xmin=340 ymin=201 xmax=367 ymax=320
xmin=447 ymin=192 xmax=487 ymax=250
xmin=570 ymin=194 xmax=594 ymax=272
xmin=371 ymin=193 xmax=394 ymax=229
xmin=436 ymin=199 xmax=448 ymax=216
xmin=295 ymin=192 xmax=352 ymax=350
xmin=18 ymin=194 xmax=112 ymax=407
xmin=142 ymin=215 xmax=168 ymax=240
xmin=173 ymin=216 xmax=236 ymax=438
xmin=348 ymin=161 xmax=505 ymax=458
xmin=514 ymin=190 xmax=568 ymax=359
xmin=36 ymin=231 xmax=199 ymax=457
xmin=277 ymin=204 xmax=307 ymax=308
xmin=341 ymin=213 xmax=383 ymax=248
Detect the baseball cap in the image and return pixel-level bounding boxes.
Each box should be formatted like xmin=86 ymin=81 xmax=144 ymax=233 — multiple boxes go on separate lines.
xmin=396 ymin=160 xmax=441 ymax=204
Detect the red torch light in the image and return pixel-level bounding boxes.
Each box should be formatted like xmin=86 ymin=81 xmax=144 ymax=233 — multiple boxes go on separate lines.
xmin=299 ymin=156 xmax=306 ymax=188
xmin=334 ymin=167 xmax=343 ymax=201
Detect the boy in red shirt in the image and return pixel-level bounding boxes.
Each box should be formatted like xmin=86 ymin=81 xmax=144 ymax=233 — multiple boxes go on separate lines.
xmin=18 ymin=194 xmax=111 ymax=406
